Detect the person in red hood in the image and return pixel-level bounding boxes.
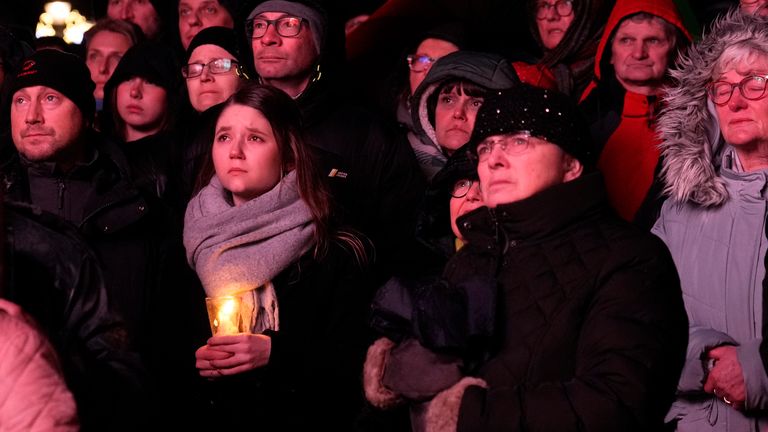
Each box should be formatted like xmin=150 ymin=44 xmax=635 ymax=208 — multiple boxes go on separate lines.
xmin=579 ymin=0 xmax=691 ymax=228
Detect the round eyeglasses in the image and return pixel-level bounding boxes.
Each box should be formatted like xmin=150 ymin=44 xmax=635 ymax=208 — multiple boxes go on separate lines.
xmin=707 ymin=75 xmax=768 ymax=105
xmin=247 ymin=16 xmax=305 ymax=39
xmin=450 ymin=179 xmax=477 ymax=199
xmin=536 ymin=0 xmax=574 ymax=19
xmin=407 ymin=54 xmax=437 ymax=73
xmin=182 ymin=58 xmax=239 ymax=79
xmin=476 ymin=132 xmax=535 ymax=162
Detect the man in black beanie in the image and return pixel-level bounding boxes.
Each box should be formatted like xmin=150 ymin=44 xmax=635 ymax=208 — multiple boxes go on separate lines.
xmin=417 ymin=84 xmax=689 ymax=432
xmin=1 ymin=47 xmax=192 ymax=430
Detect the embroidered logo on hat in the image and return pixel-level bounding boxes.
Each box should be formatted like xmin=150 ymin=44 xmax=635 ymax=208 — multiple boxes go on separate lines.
xmin=18 ymin=60 xmax=36 ymax=77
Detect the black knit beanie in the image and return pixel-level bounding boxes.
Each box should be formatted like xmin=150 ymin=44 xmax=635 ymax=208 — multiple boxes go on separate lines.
xmin=186 ymin=26 xmax=240 ymax=61
xmin=8 ymin=49 xmax=95 ymax=121
xmin=106 ymin=41 xmax=180 ymax=94
xmin=469 ymin=85 xmax=594 ymax=166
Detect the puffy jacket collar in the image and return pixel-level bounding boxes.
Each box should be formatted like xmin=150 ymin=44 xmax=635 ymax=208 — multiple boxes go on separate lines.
xmin=457 ymin=173 xmax=609 ymax=249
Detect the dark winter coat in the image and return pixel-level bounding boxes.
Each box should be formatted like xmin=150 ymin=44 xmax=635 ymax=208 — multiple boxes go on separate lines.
xmin=198 ymin=241 xmax=376 ymax=430
xmin=446 ymin=173 xmax=688 ymax=431
xmin=285 ymin=0 xmax=426 ymax=279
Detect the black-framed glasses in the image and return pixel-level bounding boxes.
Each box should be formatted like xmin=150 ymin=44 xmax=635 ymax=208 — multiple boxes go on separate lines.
xmin=450 ymin=179 xmax=477 ymax=198
xmin=407 ymin=54 xmax=436 ymax=73
xmin=182 ymin=58 xmax=238 ymax=79
xmin=476 ymin=132 xmax=534 ymax=162
xmin=247 ymin=16 xmax=305 ymax=39
xmin=536 ymin=0 xmax=574 ymax=19
xmin=707 ymin=75 xmax=768 ymax=105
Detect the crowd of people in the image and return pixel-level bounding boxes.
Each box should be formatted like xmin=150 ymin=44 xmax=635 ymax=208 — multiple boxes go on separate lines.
xmin=0 ymin=0 xmax=767 ymax=430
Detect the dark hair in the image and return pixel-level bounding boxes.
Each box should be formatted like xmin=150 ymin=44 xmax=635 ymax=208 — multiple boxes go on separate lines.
xmin=196 ymin=83 xmax=361 ymax=259
xmin=426 ymin=79 xmax=488 ymax=128
xmin=107 ymin=79 xmax=173 ymax=141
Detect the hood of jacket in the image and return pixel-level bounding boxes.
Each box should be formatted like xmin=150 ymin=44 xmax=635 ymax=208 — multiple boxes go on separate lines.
xmin=658 ymin=10 xmax=768 ymax=206
xmin=409 ymin=51 xmax=520 ymax=153
xmin=592 ymin=0 xmax=691 ymax=82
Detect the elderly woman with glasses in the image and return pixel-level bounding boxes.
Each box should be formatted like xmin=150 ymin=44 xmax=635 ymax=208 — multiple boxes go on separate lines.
xmin=179 ymin=26 xmax=249 ymax=199
xmin=652 ymin=11 xmax=768 ymax=432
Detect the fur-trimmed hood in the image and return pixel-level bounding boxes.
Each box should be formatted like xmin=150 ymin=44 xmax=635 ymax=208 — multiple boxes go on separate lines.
xmin=658 ymin=10 xmax=768 ymax=206
xmin=410 ymin=51 xmax=520 ymax=153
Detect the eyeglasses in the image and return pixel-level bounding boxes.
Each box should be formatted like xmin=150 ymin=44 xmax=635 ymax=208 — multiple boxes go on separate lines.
xmin=407 ymin=54 xmax=436 ymax=73
xmin=182 ymin=58 xmax=239 ymax=79
xmin=450 ymin=179 xmax=477 ymax=198
xmin=476 ymin=132 xmax=534 ymax=162
xmin=247 ymin=16 xmax=305 ymax=39
xmin=707 ymin=75 xmax=768 ymax=105
xmin=536 ymin=0 xmax=574 ymax=19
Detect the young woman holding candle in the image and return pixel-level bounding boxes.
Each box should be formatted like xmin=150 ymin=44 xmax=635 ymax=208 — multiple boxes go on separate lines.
xmin=183 ymin=83 xmax=373 ymax=429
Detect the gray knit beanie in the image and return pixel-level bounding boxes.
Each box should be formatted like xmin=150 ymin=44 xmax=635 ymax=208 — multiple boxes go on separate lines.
xmin=246 ymin=1 xmax=325 ymax=54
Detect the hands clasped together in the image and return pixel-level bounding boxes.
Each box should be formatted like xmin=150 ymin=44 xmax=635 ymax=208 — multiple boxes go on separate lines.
xmin=196 ymin=333 xmax=272 ymax=378
xmin=704 ymin=345 xmax=746 ymax=410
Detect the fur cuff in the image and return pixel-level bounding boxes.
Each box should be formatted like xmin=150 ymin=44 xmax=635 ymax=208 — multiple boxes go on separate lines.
xmin=363 ymin=337 xmax=403 ymax=409
xmin=424 ymin=377 xmax=488 ymax=432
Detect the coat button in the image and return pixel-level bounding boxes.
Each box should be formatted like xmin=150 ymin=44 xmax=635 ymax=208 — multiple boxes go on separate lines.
xmin=463 ymin=221 xmax=472 ymax=230
xmin=138 ymin=205 xmax=145 ymax=212
xmin=103 ymin=226 xmax=109 ymax=232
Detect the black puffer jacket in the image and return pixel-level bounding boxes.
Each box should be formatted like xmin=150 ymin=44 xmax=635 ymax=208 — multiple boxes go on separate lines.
xmin=446 ymin=173 xmax=688 ymax=431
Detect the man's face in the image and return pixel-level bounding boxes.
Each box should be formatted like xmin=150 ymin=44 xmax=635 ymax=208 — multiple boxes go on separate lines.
xmin=185 ymin=44 xmax=241 ymax=112
xmin=477 ymin=133 xmax=582 ymax=207
xmin=86 ymin=30 xmax=133 ymax=100
xmin=11 ymin=86 xmax=84 ymax=162
xmin=408 ymin=38 xmax=459 ymax=95
xmin=434 ymin=84 xmax=483 ymax=155
xmin=610 ymin=17 xmax=673 ymax=94
xmin=250 ymin=12 xmax=318 ymax=95
xmin=741 ymin=0 xmax=768 ymax=16
xmin=536 ymin=0 xmax=575 ymax=50
xmin=107 ymin=0 xmax=161 ymax=38
xmin=178 ymin=0 xmax=235 ymax=49
xmin=712 ymin=56 xmax=768 ymax=152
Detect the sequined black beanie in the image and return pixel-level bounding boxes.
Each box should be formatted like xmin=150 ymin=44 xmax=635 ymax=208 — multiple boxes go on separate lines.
xmin=469 ymin=85 xmax=594 ymax=166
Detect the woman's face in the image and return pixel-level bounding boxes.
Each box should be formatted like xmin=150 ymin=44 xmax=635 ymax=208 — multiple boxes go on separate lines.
xmin=434 ymin=84 xmax=484 ymax=155
xmin=449 ymin=179 xmax=483 ymax=241
xmin=116 ymin=77 xmax=168 ymax=139
xmin=213 ymin=104 xmax=282 ymax=206
xmin=712 ymin=55 xmax=768 ymax=155
xmin=535 ymin=0 xmax=575 ymax=50
xmin=186 ymin=44 xmax=240 ymax=113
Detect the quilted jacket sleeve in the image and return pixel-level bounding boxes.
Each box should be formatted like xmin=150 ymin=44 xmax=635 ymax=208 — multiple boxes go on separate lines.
xmin=0 ymin=309 xmax=78 ymax=432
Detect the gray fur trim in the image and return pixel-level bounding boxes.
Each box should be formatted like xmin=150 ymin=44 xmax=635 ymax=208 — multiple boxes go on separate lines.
xmin=658 ymin=9 xmax=768 ymax=206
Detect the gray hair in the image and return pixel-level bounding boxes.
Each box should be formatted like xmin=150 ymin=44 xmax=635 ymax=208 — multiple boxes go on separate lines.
xmin=714 ymin=41 xmax=768 ymax=78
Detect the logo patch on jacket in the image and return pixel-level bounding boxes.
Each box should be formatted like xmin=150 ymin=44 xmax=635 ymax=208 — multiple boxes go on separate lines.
xmin=328 ymin=168 xmax=348 ymax=179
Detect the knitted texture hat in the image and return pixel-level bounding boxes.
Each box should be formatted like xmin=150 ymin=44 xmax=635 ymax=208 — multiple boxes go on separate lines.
xmin=247 ymin=0 xmax=326 ymax=53
xmin=469 ymin=85 xmax=594 ymax=165
xmin=186 ymin=26 xmax=241 ymax=61
xmin=8 ymin=49 xmax=95 ymax=121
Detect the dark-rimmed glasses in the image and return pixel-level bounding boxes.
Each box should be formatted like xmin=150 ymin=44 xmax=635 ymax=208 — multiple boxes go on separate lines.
xmin=407 ymin=54 xmax=436 ymax=73
xmin=476 ymin=132 xmax=534 ymax=162
xmin=247 ymin=16 xmax=305 ymax=39
xmin=450 ymin=179 xmax=477 ymax=199
xmin=536 ymin=0 xmax=574 ymax=19
xmin=707 ymin=75 xmax=768 ymax=105
xmin=182 ymin=58 xmax=238 ymax=79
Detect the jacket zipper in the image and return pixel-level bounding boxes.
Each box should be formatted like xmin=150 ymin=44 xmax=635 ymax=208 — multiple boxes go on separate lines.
xmin=57 ymin=178 xmax=66 ymax=212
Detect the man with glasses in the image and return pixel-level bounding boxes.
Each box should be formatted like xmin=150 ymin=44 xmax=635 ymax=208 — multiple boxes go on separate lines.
xmin=245 ymin=0 xmax=425 ymax=278
xmin=579 ymin=0 xmax=691 ymax=227
xmin=403 ymin=83 xmax=687 ymax=431
xmin=652 ymin=11 xmax=768 ymax=432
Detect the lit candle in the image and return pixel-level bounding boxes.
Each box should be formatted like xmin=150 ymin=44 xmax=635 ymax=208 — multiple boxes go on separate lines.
xmin=212 ymin=296 xmax=240 ymax=335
